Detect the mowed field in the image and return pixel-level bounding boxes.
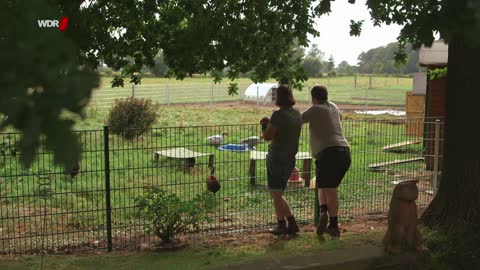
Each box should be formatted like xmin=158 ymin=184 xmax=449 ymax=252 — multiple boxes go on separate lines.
xmin=90 ymin=76 xmax=413 ymax=109
xmin=0 ymin=101 xmax=431 ymax=253
xmin=0 ymin=76 xmax=430 ymax=254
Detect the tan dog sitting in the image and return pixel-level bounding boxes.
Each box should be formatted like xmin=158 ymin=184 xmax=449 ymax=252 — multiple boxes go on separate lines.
xmin=384 ymin=180 xmax=426 ymax=254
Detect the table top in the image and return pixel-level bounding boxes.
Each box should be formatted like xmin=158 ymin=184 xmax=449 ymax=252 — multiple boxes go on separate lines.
xmin=155 ymin=147 xmax=213 ymax=159
xmin=250 ymin=151 xmax=311 ymax=160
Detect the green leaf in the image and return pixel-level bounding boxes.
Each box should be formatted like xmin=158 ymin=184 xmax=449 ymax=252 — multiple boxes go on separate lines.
xmin=228 ymin=83 xmax=239 ymax=96
xmin=315 ymin=0 xmax=333 ymax=16
xmin=349 ymin=20 xmax=364 ymax=37
xmin=429 ymin=68 xmax=448 ymax=80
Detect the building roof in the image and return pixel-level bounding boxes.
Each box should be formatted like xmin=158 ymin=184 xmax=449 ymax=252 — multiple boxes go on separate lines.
xmin=419 ymin=41 xmax=448 ymax=67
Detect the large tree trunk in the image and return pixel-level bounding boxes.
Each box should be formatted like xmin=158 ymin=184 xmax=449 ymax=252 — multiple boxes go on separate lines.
xmin=421 ymin=36 xmax=480 ymax=232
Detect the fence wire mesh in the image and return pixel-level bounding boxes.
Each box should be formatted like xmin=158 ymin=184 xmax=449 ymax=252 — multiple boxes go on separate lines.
xmin=89 ymin=76 xmax=411 ymax=109
xmin=0 ymin=118 xmax=442 ymax=254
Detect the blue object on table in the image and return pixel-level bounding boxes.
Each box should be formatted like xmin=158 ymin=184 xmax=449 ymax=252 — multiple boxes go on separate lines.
xmin=218 ymin=144 xmax=254 ymax=152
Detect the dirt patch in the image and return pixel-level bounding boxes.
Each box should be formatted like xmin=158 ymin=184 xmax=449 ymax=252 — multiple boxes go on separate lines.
xmin=341 ymin=215 xmax=388 ymax=234
xmin=185 ymin=216 xmax=389 ymax=250
xmin=351 ymin=97 xmax=385 ymax=101
xmin=0 ymin=216 xmax=390 ymax=256
xmin=160 ymin=101 xmax=402 ymax=112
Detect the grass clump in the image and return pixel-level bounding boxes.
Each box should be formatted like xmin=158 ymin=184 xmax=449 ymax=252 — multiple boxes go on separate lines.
xmin=424 ymin=226 xmax=480 ymax=269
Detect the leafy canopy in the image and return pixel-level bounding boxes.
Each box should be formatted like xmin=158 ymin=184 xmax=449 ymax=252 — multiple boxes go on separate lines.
xmin=1 ymin=0 xmax=318 ymax=168
xmin=314 ymin=0 xmax=480 ymax=60
xmin=2 ymin=0 xmax=479 ymax=168
xmin=0 ymin=0 xmax=99 ymax=167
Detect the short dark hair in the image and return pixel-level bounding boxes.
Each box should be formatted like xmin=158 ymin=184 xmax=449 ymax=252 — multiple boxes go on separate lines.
xmin=275 ymin=85 xmax=296 ymax=107
xmin=311 ymin=85 xmax=328 ymax=102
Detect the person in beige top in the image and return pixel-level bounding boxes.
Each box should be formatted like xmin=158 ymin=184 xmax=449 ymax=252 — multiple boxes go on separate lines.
xmin=302 ymin=85 xmax=351 ymax=238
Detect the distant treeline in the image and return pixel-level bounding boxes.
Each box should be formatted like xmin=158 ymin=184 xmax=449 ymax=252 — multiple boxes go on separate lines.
xmin=356 ymin=42 xmax=419 ymax=74
xmin=98 ymin=42 xmax=420 ymax=78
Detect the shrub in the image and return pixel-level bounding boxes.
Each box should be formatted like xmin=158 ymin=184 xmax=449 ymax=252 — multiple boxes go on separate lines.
xmin=107 ymin=97 xmax=159 ymax=139
xmin=328 ymin=71 xmax=337 ymax=77
xmin=135 ymin=188 xmax=215 ymax=243
xmin=0 ymin=141 xmax=17 ymax=167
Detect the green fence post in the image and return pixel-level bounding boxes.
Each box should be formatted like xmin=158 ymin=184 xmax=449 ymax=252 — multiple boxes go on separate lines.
xmin=314 ymin=187 xmax=319 ymax=226
xmin=104 ymin=125 xmax=113 ymax=252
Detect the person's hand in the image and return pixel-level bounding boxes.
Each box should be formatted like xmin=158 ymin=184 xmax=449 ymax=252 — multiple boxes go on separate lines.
xmin=260 ymin=117 xmax=269 ymax=132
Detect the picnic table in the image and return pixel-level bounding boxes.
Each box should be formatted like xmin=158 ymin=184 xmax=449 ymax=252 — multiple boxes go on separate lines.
xmin=154 ymin=147 xmax=214 ymax=170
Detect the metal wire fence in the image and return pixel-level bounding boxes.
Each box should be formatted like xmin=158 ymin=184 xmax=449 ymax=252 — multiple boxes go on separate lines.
xmin=0 ymin=118 xmax=443 ymax=255
xmin=89 ymin=76 xmax=412 ymax=109
xmin=90 ymin=82 xmax=251 ymax=109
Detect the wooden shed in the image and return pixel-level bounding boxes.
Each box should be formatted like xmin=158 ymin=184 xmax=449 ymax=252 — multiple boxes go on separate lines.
xmin=405 ymin=73 xmax=427 ymax=137
xmin=419 ymin=41 xmax=448 ymax=170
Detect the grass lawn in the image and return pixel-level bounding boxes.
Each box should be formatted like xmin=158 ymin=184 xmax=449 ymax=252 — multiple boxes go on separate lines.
xmin=91 ymin=76 xmax=412 ymax=108
xmin=0 ymin=231 xmax=384 ymax=270
xmin=0 ymin=104 xmax=429 ymax=254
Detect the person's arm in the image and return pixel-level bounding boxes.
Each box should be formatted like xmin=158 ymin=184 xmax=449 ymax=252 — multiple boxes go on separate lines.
xmin=262 ymin=123 xmax=277 ymax=141
xmin=301 ymin=106 xmax=313 ymax=124
xmin=333 ymin=103 xmax=343 ymax=121
xmin=261 ymin=112 xmax=279 ymax=141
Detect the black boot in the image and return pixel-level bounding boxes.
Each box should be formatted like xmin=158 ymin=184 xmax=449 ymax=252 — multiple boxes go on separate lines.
xmin=327 ymin=226 xmax=340 ymax=237
xmin=317 ymin=213 xmax=328 ymax=235
xmin=327 ymin=216 xmax=340 ymax=238
xmin=286 ymin=216 xmax=299 ymax=234
xmin=316 ymin=205 xmax=328 ymax=235
xmin=269 ymin=219 xmax=287 ymax=235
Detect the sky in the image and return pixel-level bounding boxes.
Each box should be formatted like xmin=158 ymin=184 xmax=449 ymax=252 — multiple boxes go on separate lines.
xmin=308 ymin=0 xmax=403 ymax=66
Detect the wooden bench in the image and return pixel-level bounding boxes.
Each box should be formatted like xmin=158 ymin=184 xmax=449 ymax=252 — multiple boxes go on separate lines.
xmin=382 ymin=140 xmax=422 ymax=152
xmin=368 ymin=157 xmax=424 ymax=171
xmin=249 ymin=151 xmax=312 ymax=187
xmin=154 ymin=147 xmax=214 ymax=170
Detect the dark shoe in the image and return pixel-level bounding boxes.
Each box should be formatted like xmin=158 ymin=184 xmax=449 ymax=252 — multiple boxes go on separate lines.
xmin=327 ymin=226 xmax=340 ymax=238
xmin=316 ymin=213 xmax=328 ymax=235
xmin=287 ymin=220 xmax=299 ymax=235
xmin=269 ymin=225 xmax=287 ymax=235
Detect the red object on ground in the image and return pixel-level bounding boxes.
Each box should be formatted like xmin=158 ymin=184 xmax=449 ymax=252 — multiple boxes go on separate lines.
xmin=289 ymin=167 xmax=301 ymax=182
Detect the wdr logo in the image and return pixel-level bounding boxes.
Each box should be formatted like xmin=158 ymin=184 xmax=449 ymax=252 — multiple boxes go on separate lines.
xmin=37 ymin=17 xmax=69 ymax=31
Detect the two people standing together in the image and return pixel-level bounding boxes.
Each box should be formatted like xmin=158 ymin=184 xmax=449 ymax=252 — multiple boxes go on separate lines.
xmin=261 ymin=85 xmax=351 ymax=237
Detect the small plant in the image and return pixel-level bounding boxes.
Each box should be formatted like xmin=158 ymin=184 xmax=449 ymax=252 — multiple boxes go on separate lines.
xmin=135 ymin=188 xmax=215 ymax=243
xmin=0 ymin=141 xmax=17 ymax=167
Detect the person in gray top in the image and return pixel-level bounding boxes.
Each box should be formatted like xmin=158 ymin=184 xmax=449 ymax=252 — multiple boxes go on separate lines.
xmin=302 ymin=85 xmax=351 ymax=238
xmin=261 ymin=85 xmax=302 ymax=235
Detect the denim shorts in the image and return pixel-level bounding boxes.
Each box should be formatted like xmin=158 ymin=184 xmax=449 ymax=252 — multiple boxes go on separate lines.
xmin=266 ymin=151 xmax=296 ymax=192
xmin=315 ymin=146 xmax=351 ymax=188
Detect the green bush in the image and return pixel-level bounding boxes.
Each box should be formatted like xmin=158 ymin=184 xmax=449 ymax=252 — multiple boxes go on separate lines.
xmin=0 ymin=141 xmax=17 ymax=167
xmin=107 ymin=97 xmax=159 ymax=139
xmin=328 ymin=71 xmax=337 ymax=77
xmin=135 ymin=188 xmax=215 ymax=243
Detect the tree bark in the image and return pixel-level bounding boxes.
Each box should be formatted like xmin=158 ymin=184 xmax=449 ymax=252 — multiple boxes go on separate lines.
xmin=421 ymin=36 xmax=480 ymax=232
